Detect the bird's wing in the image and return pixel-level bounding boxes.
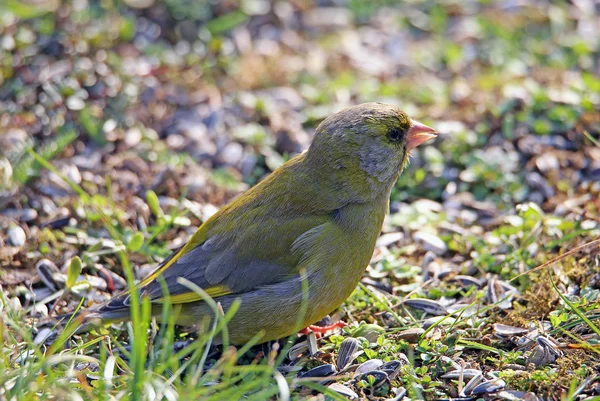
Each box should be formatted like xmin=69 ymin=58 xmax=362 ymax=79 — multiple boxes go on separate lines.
xmin=97 ymin=212 xmax=331 ymax=315
xmin=99 ymin=154 xmax=348 ymax=311
xmin=139 ymin=212 xmax=331 ymax=304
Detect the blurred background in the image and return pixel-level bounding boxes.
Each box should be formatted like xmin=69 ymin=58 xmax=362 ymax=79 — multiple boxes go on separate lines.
xmin=1 ymin=1 xmax=600 ymax=399
xmin=1 ymin=0 xmax=598 ymax=211
xmin=1 ymin=0 xmax=600 ymax=290
xmin=2 ymin=0 xmax=600 ymax=301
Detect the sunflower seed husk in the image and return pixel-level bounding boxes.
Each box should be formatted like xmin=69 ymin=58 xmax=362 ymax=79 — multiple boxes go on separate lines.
xmin=422 ymin=316 xmax=456 ymax=328
xmin=3 ymin=208 xmax=38 ymax=222
xmin=354 ymin=359 xmax=383 ymax=376
xmin=380 ymin=360 xmax=405 ymax=380
xmin=536 ymin=336 xmax=563 ymax=358
xmin=435 ymin=398 xmax=473 ymax=401
xmin=527 ymin=344 xmax=554 ymax=367
xmin=33 ymin=327 xmax=55 ymax=346
xmin=278 ymin=364 xmax=303 ymax=374
xmin=421 ymin=251 xmax=437 ymax=269
xmin=14 ymin=350 xmax=35 ymax=365
xmin=441 ymin=369 xmax=483 ymax=380
xmin=356 ymin=369 xmax=389 ymax=388
xmin=36 ymin=259 xmax=62 ymax=291
xmin=493 ymin=324 xmax=529 ymax=338
xmin=569 ymin=375 xmax=598 ymax=398
xmin=396 ymin=327 xmax=425 ymax=342
xmin=307 ymin=331 xmax=319 ymax=356
xmin=337 ymin=337 xmax=360 ymax=370
xmin=328 ymin=383 xmax=358 ymax=400
xmin=413 ymin=231 xmax=447 ymax=255
xmin=460 ymin=372 xmax=484 ymax=396
xmin=486 ymin=277 xmax=518 ymax=309
xmin=471 ymin=378 xmax=506 ymax=395
xmin=387 ymin=386 xmax=407 ymax=401
xmin=28 ymin=287 xmax=54 ymax=304
xmin=439 ymin=356 xmax=462 ymax=371
xmin=495 ymin=390 xmax=542 ymax=401
xmin=288 ymin=340 xmax=309 ymax=361
xmin=446 ymin=303 xmax=479 ymax=317
xmin=450 ymin=275 xmax=483 ymax=288
xmin=299 ymin=364 xmax=337 ymax=379
xmin=404 ymin=298 xmax=447 ymax=315
xmin=514 ymin=328 xmax=541 ymax=347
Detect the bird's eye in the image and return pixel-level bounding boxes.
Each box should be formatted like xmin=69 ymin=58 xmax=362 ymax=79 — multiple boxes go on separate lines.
xmin=387 ymin=128 xmax=403 ymax=142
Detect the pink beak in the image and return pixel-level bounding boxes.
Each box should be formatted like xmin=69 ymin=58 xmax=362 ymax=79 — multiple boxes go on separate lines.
xmin=407 ymin=119 xmax=437 ymax=151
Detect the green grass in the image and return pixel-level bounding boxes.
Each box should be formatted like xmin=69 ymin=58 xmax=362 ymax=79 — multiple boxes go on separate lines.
xmin=1 ymin=0 xmax=600 ymax=399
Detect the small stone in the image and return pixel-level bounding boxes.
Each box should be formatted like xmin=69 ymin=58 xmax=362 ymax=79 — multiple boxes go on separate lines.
xmin=376 ymin=232 xmax=404 ymax=247
xmin=413 ymin=231 xmax=447 ymax=255
xmin=62 ymin=164 xmax=82 ymax=185
xmin=328 ymin=383 xmax=358 ymax=400
xmin=2 ymin=35 xmax=15 ymax=51
xmin=3 ymin=208 xmax=38 ymax=222
xmin=7 ymin=297 xmax=22 ymax=312
xmin=103 ymin=119 xmax=117 ymax=133
xmin=221 ymin=142 xmax=244 ymax=165
xmin=31 ymin=303 xmax=49 ymax=317
xmin=125 ymin=127 xmax=142 ymax=147
xmin=352 ymin=323 xmax=385 ymax=343
xmin=535 ymin=153 xmax=559 ymax=172
xmin=0 ymin=157 xmax=12 ymax=185
xmin=395 ymin=328 xmax=425 ymax=343
xmin=66 ymin=96 xmax=85 ymax=110
xmin=7 ymin=225 xmax=26 ymax=247
xmin=302 ymin=7 xmax=352 ymax=30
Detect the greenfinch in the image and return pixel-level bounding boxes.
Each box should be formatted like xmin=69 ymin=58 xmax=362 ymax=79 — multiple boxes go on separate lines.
xmin=75 ymin=103 xmax=436 ymax=344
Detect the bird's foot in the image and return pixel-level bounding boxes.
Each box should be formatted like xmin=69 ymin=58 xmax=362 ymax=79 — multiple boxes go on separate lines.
xmin=299 ymin=321 xmax=348 ymax=338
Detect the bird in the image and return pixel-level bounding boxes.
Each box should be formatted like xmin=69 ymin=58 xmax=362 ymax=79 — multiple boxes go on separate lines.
xmin=63 ymin=102 xmax=437 ymax=344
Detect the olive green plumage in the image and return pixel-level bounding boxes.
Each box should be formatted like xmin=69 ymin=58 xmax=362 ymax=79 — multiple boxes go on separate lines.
xmin=91 ymin=102 xmax=436 ymax=344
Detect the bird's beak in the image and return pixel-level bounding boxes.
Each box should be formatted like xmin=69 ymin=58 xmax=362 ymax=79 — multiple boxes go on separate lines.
xmin=407 ymin=119 xmax=437 ymax=151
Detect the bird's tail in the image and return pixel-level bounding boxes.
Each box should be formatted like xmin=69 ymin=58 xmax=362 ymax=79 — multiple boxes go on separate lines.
xmin=38 ymin=293 xmax=133 ymax=343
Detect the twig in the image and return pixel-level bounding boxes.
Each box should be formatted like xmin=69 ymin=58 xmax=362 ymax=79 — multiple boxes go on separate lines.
xmin=510 ymin=238 xmax=600 ymax=282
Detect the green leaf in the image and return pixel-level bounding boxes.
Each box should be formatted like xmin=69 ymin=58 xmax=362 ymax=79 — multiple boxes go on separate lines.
xmin=127 ymin=231 xmax=144 ymax=252
xmin=66 ymin=256 xmax=82 ymax=290
xmin=1 ymin=0 xmax=56 ymax=19
xmin=78 ymin=108 xmax=104 ymax=143
xmin=206 ymin=10 xmax=248 ymax=35
xmin=146 ymin=190 xmax=162 ymax=217
xmin=552 ymin=277 xmax=600 ymax=337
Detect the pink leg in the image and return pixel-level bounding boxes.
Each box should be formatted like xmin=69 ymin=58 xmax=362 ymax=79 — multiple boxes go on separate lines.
xmin=299 ymin=321 xmax=348 ymax=338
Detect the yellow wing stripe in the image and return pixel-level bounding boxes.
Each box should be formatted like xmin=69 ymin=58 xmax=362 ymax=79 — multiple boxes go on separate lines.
xmin=139 ymin=246 xmax=188 ymax=287
xmin=157 ymin=285 xmax=231 ymax=304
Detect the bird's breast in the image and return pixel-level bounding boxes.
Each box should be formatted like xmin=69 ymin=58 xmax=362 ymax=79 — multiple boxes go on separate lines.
xmin=304 ymin=199 xmax=388 ymax=320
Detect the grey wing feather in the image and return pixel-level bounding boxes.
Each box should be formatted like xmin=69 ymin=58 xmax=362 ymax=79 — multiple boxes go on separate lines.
xmin=141 ymin=238 xmax=288 ymax=301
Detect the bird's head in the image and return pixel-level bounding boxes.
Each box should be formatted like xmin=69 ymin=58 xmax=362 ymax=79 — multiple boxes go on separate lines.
xmin=307 ymin=103 xmax=437 ymax=187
